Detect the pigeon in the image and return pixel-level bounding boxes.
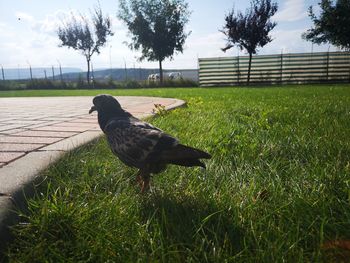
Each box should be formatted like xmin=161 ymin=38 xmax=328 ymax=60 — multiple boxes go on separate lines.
xmin=89 ymin=94 xmax=211 ymax=192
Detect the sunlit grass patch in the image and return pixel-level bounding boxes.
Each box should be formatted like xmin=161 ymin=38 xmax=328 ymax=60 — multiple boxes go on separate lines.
xmin=4 ymin=85 xmax=350 ymax=262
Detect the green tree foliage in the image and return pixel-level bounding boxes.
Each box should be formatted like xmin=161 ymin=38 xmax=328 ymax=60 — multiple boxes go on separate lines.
xmin=303 ymin=0 xmax=350 ymax=50
xmin=221 ymin=0 xmax=278 ymax=85
xmin=57 ymin=5 xmax=113 ymax=83
xmin=118 ymin=0 xmax=191 ymax=83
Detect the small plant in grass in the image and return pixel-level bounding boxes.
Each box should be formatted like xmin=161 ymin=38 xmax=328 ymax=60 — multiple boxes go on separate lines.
xmin=152 ymin=103 xmax=167 ymax=116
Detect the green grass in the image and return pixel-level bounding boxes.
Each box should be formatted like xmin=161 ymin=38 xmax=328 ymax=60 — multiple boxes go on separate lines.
xmin=0 ymin=86 xmax=193 ymax=97
xmin=4 ymin=84 xmax=350 ymax=262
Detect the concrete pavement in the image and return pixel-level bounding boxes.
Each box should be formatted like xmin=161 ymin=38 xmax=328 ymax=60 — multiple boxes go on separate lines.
xmin=0 ymin=95 xmax=185 ymax=252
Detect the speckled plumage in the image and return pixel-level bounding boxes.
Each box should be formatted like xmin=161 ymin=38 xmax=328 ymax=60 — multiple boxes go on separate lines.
xmin=89 ymin=94 xmax=211 ymax=192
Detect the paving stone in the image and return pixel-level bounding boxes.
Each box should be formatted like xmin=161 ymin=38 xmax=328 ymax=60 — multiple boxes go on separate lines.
xmin=63 ymin=113 xmax=88 ymax=118
xmin=0 ymin=124 xmax=26 ymax=132
xmin=24 ymin=121 xmax=61 ymax=129
xmin=82 ymin=115 xmax=97 ymax=119
xmin=56 ymin=122 xmax=98 ymax=128
xmin=37 ymin=117 xmax=76 ymax=121
xmin=0 ymin=136 xmax=62 ymax=144
xmin=40 ymin=130 xmax=103 ymax=151
xmin=68 ymin=119 xmax=98 ymax=124
xmin=33 ymin=126 xmax=90 ymax=132
xmin=0 ymin=152 xmax=25 ymax=163
xmin=1 ymin=120 xmax=47 ymax=125
xmin=0 ymin=128 xmax=27 ymax=135
xmin=30 ymin=116 xmax=59 ymax=120
xmin=0 ymin=118 xmax=16 ymax=122
xmin=14 ymin=130 xmax=78 ymax=138
xmin=88 ymin=127 xmax=101 ymax=131
xmin=0 ymin=143 xmax=45 ymax=152
xmin=152 ymin=99 xmax=174 ymax=105
xmin=129 ymin=109 xmax=154 ymax=115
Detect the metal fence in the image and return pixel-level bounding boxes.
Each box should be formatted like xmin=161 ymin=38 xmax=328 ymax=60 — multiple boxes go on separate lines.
xmin=198 ymin=51 xmax=350 ymax=86
xmin=0 ymin=66 xmax=199 ymax=82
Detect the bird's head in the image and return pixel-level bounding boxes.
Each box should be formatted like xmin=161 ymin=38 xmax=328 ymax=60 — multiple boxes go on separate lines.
xmin=89 ymin=94 xmax=132 ymax=131
xmin=89 ymin=94 xmax=122 ymax=114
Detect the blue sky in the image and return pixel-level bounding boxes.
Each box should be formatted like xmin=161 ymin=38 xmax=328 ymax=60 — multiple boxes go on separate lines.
xmin=0 ymin=0 xmax=338 ymax=70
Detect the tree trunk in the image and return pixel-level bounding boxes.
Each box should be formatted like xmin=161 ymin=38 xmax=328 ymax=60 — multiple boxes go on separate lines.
xmin=159 ymin=59 xmax=163 ymax=84
xmin=247 ymin=52 xmax=252 ymax=85
xmin=86 ymin=57 xmax=91 ymax=83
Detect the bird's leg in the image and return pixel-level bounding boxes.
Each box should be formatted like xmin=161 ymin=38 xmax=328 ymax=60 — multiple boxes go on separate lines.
xmin=139 ymin=168 xmax=151 ymax=193
xmin=135 ymin=170 xmax=142 ymax=187
xmin=141 ymin=173 xmax=150 ymax=193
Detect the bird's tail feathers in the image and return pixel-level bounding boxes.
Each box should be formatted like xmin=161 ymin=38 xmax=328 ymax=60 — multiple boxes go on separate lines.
xmin=161 ymin=144 xmax=211 ymax=168
xmin=168 ymin=158 xmax=206 ymax=168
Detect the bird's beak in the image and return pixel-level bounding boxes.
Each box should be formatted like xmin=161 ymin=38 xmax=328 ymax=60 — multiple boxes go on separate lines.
xmin=89 ymin=105 xmax=97 ymax=114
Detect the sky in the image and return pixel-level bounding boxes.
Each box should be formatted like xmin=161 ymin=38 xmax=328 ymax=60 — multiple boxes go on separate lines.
xmin=0 ymin=0 xmax=339 ymax=70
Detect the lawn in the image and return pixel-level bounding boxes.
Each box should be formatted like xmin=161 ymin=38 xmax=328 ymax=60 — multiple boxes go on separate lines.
xmin=3 ymin=84 xmax=350 ymax=262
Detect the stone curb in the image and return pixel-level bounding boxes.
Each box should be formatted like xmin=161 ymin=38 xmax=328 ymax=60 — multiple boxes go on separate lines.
xmin=0 ymin=97 xmax=186 ymax=254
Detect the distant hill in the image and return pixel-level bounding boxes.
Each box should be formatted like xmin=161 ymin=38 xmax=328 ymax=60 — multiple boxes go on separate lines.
xmin=1 ymin=67 xmax=82 ymax=80
xmin=61 ymin=68 xmax=198 ymax=82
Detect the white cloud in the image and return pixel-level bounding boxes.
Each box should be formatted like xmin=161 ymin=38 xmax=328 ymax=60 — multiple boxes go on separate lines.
xmin=273 ymin=0 xmax=307 ymax=22
xmin=0 ymin=23 xmax=16 ymax=38
xmin=187 ymin=32 xmax=226 ymax=57
xmin=110 ymin=16 xmax=125 ymax=32
xmin=0 ymin=2 xmax=338 ymax=70
xmin=1 ymin=9 xmax=125 ymax=68
xmin=31 ymin=10 xmax=82 ymax=35
xmin=259 ymin=28 xmax=338 ymax=55
xmin=1 ymin=10 xmax=81 ymax=67
xmin=260 ymin=28 xmax=305 ymax=54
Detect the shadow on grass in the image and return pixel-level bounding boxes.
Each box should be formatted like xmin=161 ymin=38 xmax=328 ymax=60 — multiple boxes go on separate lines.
xmin=138 ymin=192 xmax=244 ymax=261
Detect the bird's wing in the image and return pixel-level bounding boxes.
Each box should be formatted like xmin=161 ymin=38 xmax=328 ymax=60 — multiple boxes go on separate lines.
xmin=104 ymin=118 xmax=178 ymax=168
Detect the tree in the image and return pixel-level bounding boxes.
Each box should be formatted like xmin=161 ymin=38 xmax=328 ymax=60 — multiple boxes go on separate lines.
xmin=221 ymin=0 xmax=278 ymax=85
xmin=118 ymin=0 xmax=191 ymax=83
xmin=57 ymin=5 xmax=113 ymax=83
xmin=302 ymin=0 xmax=350 ymax=50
